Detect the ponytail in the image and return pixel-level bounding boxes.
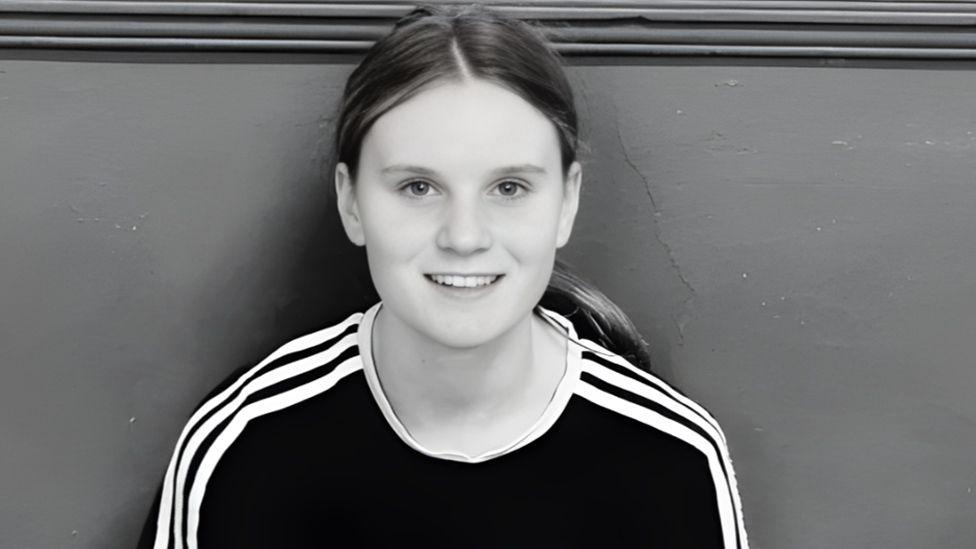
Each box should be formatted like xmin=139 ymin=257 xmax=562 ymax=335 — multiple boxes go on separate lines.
xmin=539 ymin=259 xmax=653 ymax=373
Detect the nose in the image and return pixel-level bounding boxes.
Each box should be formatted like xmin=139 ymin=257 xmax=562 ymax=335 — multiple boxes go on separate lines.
xmin=435 ymin=196 xmax=492 ymax=255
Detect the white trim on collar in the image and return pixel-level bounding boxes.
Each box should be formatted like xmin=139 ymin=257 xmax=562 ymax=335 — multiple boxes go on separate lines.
xmin=357 ymin=301 xmax=582 ymax=464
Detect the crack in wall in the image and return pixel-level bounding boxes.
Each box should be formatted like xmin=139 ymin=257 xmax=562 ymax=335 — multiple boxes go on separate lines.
xmin=613 ymin=105 xmax=696 ymax=305
xmin=619 ymin=124 xmax=659 ymax=212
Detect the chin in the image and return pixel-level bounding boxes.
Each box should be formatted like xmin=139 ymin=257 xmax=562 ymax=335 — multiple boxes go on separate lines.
xmin=417 ymin=298 xmax=544 ymax=351
xmin=378 ymin=275 xmax=545 ymax=350
xmin=421 ymin=317 xmax=508 ymax=350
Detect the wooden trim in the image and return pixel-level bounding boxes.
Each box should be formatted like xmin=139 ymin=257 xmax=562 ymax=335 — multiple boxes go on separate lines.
xmin=2 ymin=1 xmax=976 ymax=58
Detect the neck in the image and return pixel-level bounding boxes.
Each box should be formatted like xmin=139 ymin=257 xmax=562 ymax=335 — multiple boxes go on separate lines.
xmin=371 ymin=306 xmax=548 ymax=424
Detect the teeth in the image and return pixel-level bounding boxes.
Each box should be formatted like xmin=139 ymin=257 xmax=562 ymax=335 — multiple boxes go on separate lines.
xmin=430 ymin=274 xmax=498 ymax=288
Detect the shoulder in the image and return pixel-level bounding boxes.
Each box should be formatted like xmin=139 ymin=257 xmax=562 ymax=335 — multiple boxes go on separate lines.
xmin=576 ymin=339 xmax=730 ymax=449
xmin=192 ymin=311 xmax=364 ymax=414
xmin=543 ymin=307 xmax=750 ymax=549
xmin=144 ymin=310 xmax=367 ymax=549
xmin=539 ymin=306 xmax=729 ymax=445
xmin=186 ymin=308 xmax=366 ymax=459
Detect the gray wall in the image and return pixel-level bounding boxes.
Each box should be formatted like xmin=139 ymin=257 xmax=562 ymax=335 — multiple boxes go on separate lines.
xmin=1 ymin=52 xmax=974 ymax=548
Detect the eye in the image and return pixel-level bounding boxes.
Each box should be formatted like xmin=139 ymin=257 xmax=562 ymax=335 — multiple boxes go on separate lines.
xmin=494 ymin=179 xmax=527 ymax=198
xmin=402 ymin=180 xmax=433 ymax=197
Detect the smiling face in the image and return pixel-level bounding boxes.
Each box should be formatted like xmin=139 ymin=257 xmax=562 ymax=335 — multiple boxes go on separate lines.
xmin=335 ymin=78 xmax=581 ymax=349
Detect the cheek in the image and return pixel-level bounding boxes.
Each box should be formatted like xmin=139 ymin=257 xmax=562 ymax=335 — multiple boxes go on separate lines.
xmin=495 ymin=200 xmax=564 ymax=259
xmin=358 ymin=196 xmax=431 ymax=259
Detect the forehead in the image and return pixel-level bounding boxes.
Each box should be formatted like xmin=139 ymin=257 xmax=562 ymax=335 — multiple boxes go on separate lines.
xmin=360 ymin=78 xmax=561 ymax=174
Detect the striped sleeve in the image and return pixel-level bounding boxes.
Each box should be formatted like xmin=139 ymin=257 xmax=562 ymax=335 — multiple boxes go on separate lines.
xmin=574 ymin=338 xmax=749 ymax=549
xmin=146 ymin=312 xmax=364 ymax=549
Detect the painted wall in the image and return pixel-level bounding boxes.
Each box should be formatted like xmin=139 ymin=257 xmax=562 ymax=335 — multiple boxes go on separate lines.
xmin=1 ymin=52 xmax=974 ymax=548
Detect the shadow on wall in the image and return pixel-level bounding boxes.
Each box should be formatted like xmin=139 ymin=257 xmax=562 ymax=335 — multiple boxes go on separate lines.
xmin=194 ymin=169 xmax=378 ymax=363
xmin=123 ymin=171 xmax=376 ymax=547
xmin=257 ymin=174 xmax=379 ymax=337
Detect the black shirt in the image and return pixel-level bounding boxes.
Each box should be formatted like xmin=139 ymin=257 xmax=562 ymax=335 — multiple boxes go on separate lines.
xmin=139 ymin=303 xmax=747 ymax=548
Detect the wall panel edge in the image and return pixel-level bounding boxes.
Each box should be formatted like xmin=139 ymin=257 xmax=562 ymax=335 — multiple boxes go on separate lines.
xmin=2 ymin=1 xmax=976 ymax=58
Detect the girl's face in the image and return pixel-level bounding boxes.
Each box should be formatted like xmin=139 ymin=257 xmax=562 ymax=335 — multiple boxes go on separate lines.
xmin=336 ymin=78 xmax=581 ymax=349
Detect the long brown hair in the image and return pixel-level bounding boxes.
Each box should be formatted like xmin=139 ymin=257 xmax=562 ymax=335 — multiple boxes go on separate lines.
xmin=332 ymin=4 xmax=653 ymax=373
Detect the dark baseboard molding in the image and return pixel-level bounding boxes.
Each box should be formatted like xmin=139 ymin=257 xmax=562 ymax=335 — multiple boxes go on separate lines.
xmin=2 ymin=1 xmax=976 ymax=58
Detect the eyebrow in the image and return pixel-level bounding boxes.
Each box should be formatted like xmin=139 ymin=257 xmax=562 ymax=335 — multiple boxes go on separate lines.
xmin=380 ymin=163 xmax=548 ymax=177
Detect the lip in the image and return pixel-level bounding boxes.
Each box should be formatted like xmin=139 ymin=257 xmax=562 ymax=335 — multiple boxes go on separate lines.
xmin=424 ymin=273 xmax=504 ymax=296
xmin=425 ymin=273 xmax=502 ymax=279
xmin=426 ymin=273 xmax=501 ymax=276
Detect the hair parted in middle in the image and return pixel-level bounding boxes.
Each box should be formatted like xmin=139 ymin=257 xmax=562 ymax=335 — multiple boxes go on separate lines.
xmin=334 ymin=3 xmax=578 ymax=181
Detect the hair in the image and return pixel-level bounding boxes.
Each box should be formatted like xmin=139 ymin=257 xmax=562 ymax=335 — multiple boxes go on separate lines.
xmin=331 ymin=3 xmax=653 ymax=373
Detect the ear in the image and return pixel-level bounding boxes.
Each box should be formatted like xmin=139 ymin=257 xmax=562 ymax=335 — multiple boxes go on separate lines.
xmin=335 ymin=162 xmax=366 ymax=246
xmin=556 ymin=160 xmax=581 ymax=248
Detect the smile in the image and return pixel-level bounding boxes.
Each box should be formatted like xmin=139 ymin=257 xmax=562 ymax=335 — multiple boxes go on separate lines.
xmin=425 ymin=274 xmax=502 ymax=288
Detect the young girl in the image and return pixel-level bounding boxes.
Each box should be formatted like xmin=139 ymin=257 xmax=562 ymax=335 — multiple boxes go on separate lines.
xmin=140 ymin=5 xmax=747 ymax=548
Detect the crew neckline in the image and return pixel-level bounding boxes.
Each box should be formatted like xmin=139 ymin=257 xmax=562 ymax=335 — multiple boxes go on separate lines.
xmin=357 ymin=302 xmax=582 ymax=464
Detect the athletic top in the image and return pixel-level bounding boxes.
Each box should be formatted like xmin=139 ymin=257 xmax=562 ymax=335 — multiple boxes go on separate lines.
xmin=139 ymin=302 xmax=748 ymax=549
